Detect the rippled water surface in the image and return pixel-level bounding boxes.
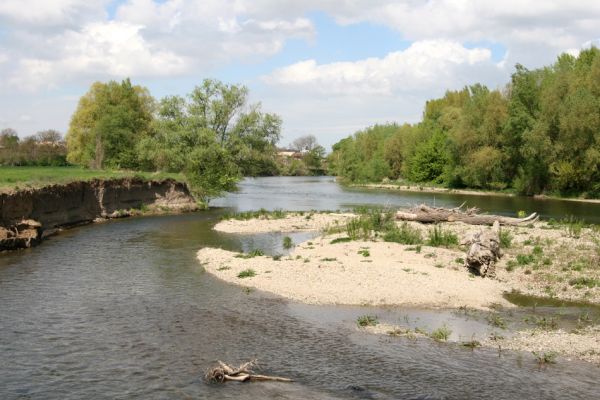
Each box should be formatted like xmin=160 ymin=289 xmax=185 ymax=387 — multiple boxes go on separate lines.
xmin=1 ymin=177 xmax=599 ymax=399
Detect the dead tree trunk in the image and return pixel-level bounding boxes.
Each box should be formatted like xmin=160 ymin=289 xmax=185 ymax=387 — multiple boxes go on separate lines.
xmin=463 ymin=221 xmax=501 ymax=277
xmin=395 ymin=204 xmax=538 ymax=226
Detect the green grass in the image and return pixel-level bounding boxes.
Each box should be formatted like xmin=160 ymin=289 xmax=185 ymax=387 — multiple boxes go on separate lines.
xmin=356 ymin=315 xmax=378 ymax=327
xmin=282 ymin=236 xmax=293 ymax=249
xmin=568 ymin=277 xmax=600 ymax=289
xmin=0 ymin=166 xmax=183 ymax=192
xmin=533 ymin=351 xmax=557 ymax=365
xmin=499 ymin=229 xmax=513 ymax=248
xmin=430 ymin=325 xmax=452 ymax=341
xmin=237 ymin=269 xmax=257 ymax=278
xmin=221 ymin=208 xmax=287 ymax=221
xmin=234 ymin=249 xmax=264 ymax=259
xmin=330 ymin=237 xmax=352 ymax=244
xmin=383 ymin=222 xmax=423 ymax=245
xmin=427 ymin=225 xmax=459 ymax=248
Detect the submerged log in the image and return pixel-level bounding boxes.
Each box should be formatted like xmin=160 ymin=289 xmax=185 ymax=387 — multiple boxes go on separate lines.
xmin=204 ymin=360 xmax=292 ymax=384
xmin=463 ymin=221 xmax=502 ymax=277
xmin=395 ymin=204 xmax=538 ymax=226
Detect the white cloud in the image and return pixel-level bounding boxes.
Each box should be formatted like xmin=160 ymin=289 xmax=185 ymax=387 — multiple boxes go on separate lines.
xmin=0 ymin=0 xmax=108 ymax=26
xmin=265 ymin=40 xmax=494 ymax=95
xmin=8 ymin=21 xmax=188 ymax=91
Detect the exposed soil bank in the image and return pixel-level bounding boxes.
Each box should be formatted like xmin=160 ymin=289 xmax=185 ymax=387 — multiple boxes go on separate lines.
xmin=0 ymin=178 xmax=197 ymax=251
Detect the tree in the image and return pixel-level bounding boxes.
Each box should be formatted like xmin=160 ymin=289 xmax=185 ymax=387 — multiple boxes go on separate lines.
xmin=137 ymin=79 xmax=282 ymax=203
xmin=291 ymin=134 xmax=317 ymax=152
xmin=66 ymin=79 xmax=154 ymax=169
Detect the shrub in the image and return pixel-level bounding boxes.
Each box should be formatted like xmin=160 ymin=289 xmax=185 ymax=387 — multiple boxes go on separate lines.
xmin=430 ymin=325 xmax=452 ymax=341
xmin=237 ymin=269 xmax=256 ymax=278
xmin=427 ymin=225 xmax=458 ymax=247
xmin=383 ymin=222 xmax=423 ymax=245
xmin=499 ymin=229 xmax=513 ymax=248
xmin=357 ymin=315 xmax=378 ymax=327
xmin=283 ymin=236 xmax=293 ymax=249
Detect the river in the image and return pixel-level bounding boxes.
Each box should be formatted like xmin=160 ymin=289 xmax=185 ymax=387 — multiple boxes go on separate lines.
xmin=1 ymin=176 xmax=599 ymax=399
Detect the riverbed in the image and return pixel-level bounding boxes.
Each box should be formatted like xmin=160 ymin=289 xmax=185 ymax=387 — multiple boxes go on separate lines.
xmin=1 ymin=176 xmax=599 ymax=399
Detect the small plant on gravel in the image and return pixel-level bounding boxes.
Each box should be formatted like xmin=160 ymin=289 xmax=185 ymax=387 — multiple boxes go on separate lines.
xmin=358 ymin=249 xmax=370 ymax=257
xmin=568 ymin=277 xmax=600 ymax=289
xmin=499 ymin=229 xmax=513 ymax=248
xmin=430 ymin=325 xmax=452 ymax=341
xmin=357 ymin=315 xmax=378 ymax=327
xmin=533 ymin=351 xmax=557 ymax=365
xmin=320 ymin=257 xmax=337 ymax=262
xmin=427 ymin=225 xmax=458 ymax=248
xmin=487 ymin=313 xmax=507 ymax=329
xmin=462 ymin=340 xmax=481 ymax=349
xmin=235 ymin=249 xmax=265 ymax=259
xmin=237 ymin=269 xmax=256 ymax=278
xmin=455 ymin=257 xmax=464 ymax=264
xmin=272 ymin=255 xmax=282 ymax=261
xmin=330 ymin=237 xmax=352 ymax=244
xmin=383 ymin=222 xmax=423 ymax=245
xmin=217 ymin=266 xmax=230 ymax=271
xmin=283 ymin=236 xmax=293 ymax=249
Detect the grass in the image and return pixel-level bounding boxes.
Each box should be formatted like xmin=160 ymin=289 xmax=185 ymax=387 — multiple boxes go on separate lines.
xmin=427 ymin=225 xmax=458 ymax=248
xmin=0 ymin=166 xmax=183 ymax=192
xmin=221 ymin=208 xmax=287 ymax=221
xmin=499 ymin=229 xmax=513 ymax=248
xmin=356 ymin=315 xmax=378 ymax=327
xmin=234 ymin=249 xmax=264 ymax=259
xmin=533 ymin=351 xmax=558 ymax=365
xmin=486 ymin=313 xmax=507 ymax=329
xmin=282 ymin=236 xmax=293 ymax=249
xmin=237 ymin=269 xmax=257 ymax=278
xmin=383 ymin=222 xmax=423 ymax=245
xmin=430 ymin=325 xmax=452 ymax=341
xmin=568 ymin=277 xmax=600 ymax=289
xmin=330 ymin=237 xmax=352 ymax=244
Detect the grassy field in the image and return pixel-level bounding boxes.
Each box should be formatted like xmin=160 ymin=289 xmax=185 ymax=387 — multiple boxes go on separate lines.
xmin=0 ymin=166 xmax=184 ymax=192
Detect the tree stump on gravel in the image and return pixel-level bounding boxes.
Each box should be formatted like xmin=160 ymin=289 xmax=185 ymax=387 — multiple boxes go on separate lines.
xmin=463 ymin=221 xmax=501 ymax=277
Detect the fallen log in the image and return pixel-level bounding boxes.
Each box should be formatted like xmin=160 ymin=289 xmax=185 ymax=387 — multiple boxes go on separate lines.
xmin=204 ymin=360 xmax=293 ymax=384
xmin=395 ymin=204 xmax=538 ymax=226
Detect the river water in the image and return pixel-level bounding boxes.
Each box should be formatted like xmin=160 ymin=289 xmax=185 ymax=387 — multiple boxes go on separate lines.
xmin=1 ymin=177 xmax=599 ymax=399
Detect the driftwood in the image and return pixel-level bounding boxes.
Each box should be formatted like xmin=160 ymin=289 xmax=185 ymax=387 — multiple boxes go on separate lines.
xmin=395 ymin=204 xmax=538 ymax=226
xmin=462 ymin=221 xmax=502 ymax=277
xmin=204 ymin=360 xmax=292 ymax=384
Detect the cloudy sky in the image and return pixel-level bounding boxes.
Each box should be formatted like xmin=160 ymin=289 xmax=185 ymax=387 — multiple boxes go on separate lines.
xmin=1 ymin=0 xmax=599 ymax=149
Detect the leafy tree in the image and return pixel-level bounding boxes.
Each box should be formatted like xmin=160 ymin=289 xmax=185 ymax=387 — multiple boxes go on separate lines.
xmin=137 ymin=79 xmax=281 ymax=203
xmin=66 ymin=79 xmax=154 ymax=169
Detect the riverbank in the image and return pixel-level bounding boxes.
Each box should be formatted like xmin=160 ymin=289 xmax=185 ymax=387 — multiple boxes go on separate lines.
xmin=0 ymin=177 xmax=198 ymax=251
xmin=198 ymin=211 xmax=600 ymax=364
xmin=352 ymin=182 xmax=600 ymax=204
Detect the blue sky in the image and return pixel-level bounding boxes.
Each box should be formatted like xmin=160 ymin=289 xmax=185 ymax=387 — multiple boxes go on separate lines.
xmin=0 ymin=0 xmax=598 ymax=149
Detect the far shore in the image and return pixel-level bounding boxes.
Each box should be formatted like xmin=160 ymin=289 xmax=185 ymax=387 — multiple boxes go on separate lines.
xmin=198 ymin=211 xmax=600 ymax=364
xmin=351 ymin=182 xmax=600 ymax=204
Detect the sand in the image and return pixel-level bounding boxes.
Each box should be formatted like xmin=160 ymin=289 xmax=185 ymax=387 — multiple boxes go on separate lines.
xmin=214 ymin=212 xmax=354 ymax=234
xmin=198 ymin=234 xmax=511 ymax=309
xmin=199 ymin=212 xmax=600 ymax=364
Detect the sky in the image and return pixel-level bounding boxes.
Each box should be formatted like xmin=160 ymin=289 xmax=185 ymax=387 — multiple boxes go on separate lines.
xmin=1 ymin=1 xmax=599 ymax=150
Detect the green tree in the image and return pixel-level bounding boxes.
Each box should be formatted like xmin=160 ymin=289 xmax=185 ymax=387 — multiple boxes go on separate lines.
xmin=66 ymin=79 xmax=154 ymax=169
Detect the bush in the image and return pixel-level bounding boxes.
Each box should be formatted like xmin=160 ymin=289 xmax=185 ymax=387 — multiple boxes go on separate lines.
xmin=427 ymin=225 xmax=458 ymax=247
xmin=283 ymin=236 xmax=293 ymax=249
xmin=430 ymin=325 xmax=452 ymax=341
xmin=357 ymin=315 xmax=378 ymax=327
xmin=237 ymin=269 xmax=256 ymax=278
xmin=383 ymin=222 xmax=423 ymax=245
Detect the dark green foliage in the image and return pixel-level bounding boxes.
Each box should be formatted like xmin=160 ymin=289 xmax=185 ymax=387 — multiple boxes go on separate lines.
xmin=329 ymin=47 xmax=600 ymax=198
xmin=282 ymin=236 xmax=293 ymax=249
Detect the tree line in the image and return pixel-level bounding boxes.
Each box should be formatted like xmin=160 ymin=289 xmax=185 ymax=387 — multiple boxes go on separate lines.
xmin=329 ymin=47 xmax=600 ymax=198
xmin=0 ymin=128 xmax=67 ymax=166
